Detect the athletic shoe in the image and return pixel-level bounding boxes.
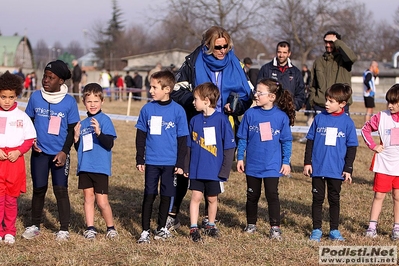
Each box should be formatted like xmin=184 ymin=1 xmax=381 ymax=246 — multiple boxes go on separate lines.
xmin=22 ymin=225 xmax=40 ymax=239
xmin=329 ymin=229 xmax=345 ymax=241
xmin=309 ymin=229 xmax=323 ymax=242
xmin=201 ymin=218 xmax=209 ymax=229
xmin=154 ymin=227 xmax=173 ymax=240
xmin=365 ymin=228 xmax=377 ymax=238
xmin=165 ymin=216 xmax=181 ymax=231
xmin=391 ymin=228 xmax=399 ymax=241
xmin=269 ymin=226 xmax=282 ymax=240
xmin=244 ymin=224 xmax=257 ymax=234
xmin=137 ymin=230 xmax=150 ymax=244
xmin=190 ymin=227 xmax=201 ymax=242
xmin=55 ymin=230 xmax=70 ymax=241
xmin=83 ymin=229 xmax=97 ymax=240
xmin=204 ymin=224 xmax=219 ymax=238
xmin=4 ymin=234 xmax=15 ymax=244
xmin=106 ymin=229 xmax=119 ymax=240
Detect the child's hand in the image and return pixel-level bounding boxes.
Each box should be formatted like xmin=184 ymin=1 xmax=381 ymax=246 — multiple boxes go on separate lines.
xmin=183 ymin=172 xmax=189 ymax=178
xmin=32 ymin=139 xmax=42 ymax=153
xmin=7 ymin=150 xmax=21 ymax=162
xmin=280 ymin=164 xmax=291 ymax=176
xmin=91 ymin=118 xmax=101 ymax=136
xmin=136 ymin=164 xmax=145 ymax=172
xmin=53 ymin=151 xmax=67 ymax=167
xmin=342 ymin=172 xmax=352 ymax=184
xmin=303 ymin=165 xmax=312 ymax=176
xmin=174 ymin=167 xmax=183 ymax=175
xmin=237 ymin=160 xmax=245 ymax=173
xmin=0 ymin=149 xmax=8 ymax=160
xmin=373 ymin=145 xmax=383 ymax=153
xmin=74 ymin=121 xmax=81 ymax=143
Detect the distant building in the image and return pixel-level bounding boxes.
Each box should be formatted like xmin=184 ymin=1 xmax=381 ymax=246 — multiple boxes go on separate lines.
xmin=77 ymin=52 xmax=100 ymax=71
xmin=0 ymin=35 xmax=34 ymax=72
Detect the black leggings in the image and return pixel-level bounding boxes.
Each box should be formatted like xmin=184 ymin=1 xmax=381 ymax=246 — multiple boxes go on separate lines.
xmin=142 ymin=194 xmax=171 ymax=231
xmin=311 ymin=177 xmax=342 ymax=230
xmin=246 ymin=176 xmax=280 ymax=226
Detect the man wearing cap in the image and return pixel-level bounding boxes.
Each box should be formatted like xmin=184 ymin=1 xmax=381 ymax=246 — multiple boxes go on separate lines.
xmin=23 ymin=60 xmax=80 ymax=241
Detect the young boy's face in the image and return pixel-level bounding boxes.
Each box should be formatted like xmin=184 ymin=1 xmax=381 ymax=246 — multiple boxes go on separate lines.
xmin=325 ymin=96 xmax=345 ymax=114
xmin=388 ymin=102 xmax=399 ymax=114
xmin=0 ymin=90 xmax=17 ymax=111
xmin=149 ymin=78 xmax=170 ymax=102
xmin=83 ymin=93 xmax=103 ymax=115
xmin=193 ymin=92 xmax=207 ymax=112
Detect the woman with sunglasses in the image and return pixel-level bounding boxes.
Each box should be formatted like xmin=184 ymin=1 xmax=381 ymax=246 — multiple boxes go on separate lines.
xmin=167 ymin=26 xmax=253 ymax=233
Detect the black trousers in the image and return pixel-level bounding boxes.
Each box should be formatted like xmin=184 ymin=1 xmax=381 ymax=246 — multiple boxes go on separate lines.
xmin=311 ymin=177 xmax=342 ymax=230
xmin=246 ymin=176 xmax=280 ymax=226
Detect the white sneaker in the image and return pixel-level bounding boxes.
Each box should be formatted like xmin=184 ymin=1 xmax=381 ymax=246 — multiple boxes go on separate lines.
xmin=154 ymin=227 xmax=173 ymax=240
xmin=4 ymin=234 xmax=15 ymax=244
xmin=137 ymin=230 xmax=150 ymax=244
xmin=22 ymin=225 xmax=40 ymax=239
xmin=55 ymin=230 xmax=70 ymax=241
xmin=106 ymin=229 xmax=119 ymax=240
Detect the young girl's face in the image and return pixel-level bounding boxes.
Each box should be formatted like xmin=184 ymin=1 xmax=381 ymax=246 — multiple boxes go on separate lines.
xmin=0 ymin=90 xmax=17 ymax=111
xmin=42 ymin=70 xmax=63 ymax=92
xmin=192 ymin=92 xmax=207 ymax=112
xmin=254 ymin=83 xmax=273 ymax=109
xmin=388 ymin=102 xmax=399 ymax=114
xmin=83 ymin=93 xmax=103 ymax=115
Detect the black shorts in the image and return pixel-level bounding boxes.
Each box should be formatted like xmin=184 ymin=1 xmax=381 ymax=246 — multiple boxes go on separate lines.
xmin=364 ymin=96 xmax=375 ymax=108
xmin=189 ymin=179 xmax=224 ymax=196
xmin=78 ymin=172 xmax=109 ymax=194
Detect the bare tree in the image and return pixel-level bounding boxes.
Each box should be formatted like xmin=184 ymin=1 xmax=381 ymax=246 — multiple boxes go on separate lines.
xmin=33 ymin=39 xmax=50 ymax=70
xmin=65 ymin=41 xmax=84 ymax=59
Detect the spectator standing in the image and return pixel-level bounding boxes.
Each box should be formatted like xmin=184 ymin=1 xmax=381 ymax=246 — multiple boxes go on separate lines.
xmin=133 ymin=72 xmax=143 ymax=101
xmin=72 ymin=60 xmax=82 ymax=103
xmin=243 ymin=57 xmax=259 ymax=89
xmin=363 ymin=61 xmax=379 ymax=122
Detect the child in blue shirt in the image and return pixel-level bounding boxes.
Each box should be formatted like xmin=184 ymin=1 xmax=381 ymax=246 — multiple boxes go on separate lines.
xmin=73 ymin=83 xmax=118 ymax=240
xmin=237 ymin=78 xmax=295 ymax=240
xmin=303 ymin=83 xmax=358 ymax=242
xmin=135 ymin=70 xmax=189 ymax=243
xmin=185 ymin=82 xmax=236 ymax=242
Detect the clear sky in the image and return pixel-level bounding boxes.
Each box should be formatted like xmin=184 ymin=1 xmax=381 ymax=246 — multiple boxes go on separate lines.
xmin=0 ymin=0 xmax=397 ymax=49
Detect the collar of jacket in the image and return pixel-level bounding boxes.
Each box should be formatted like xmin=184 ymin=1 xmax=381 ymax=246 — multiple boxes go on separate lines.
xmin=272 ymin=57 xmax=292 ymax=68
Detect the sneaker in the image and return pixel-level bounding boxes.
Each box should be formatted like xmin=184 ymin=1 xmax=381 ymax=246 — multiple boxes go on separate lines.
xmin=244 ymin=224 xmax=257 ymax=234
xmin=365 ymin=228 xmax=377 ymax=238
xmin=83 ymin=229 xmax=97 ymax=240
xmin=391 ymin=228 xmax=399 ymax=241
xmin=22 ymin=225 xmax=40 ymax=239
xmin=204 ymin=224 xmax=219 ymax=238
xmin=298 ymin=137 xmax=307 ymax=143
xmin=106 ymin=229 xmax=119 ymax=240
xmin=55 ymin=230 xmax=70 ymax=241
xmin=309 ymin=229 xmax=323 ymax=242
xmin=4 ymin=234 xmax=15 ymax=244
xmin=201 ymin=218 xmax=209 ymax=229
xmin=329 ymin=229 xmax=345 ymax=241
xmin=190 ymin=227 xmax=201 ymax=242
xmin=137 ymin=230 xmax=150 ymax=244
xmin=154 ymin=227 xmax=173 ymax=240
xmin=269 ymin=226 xmax=282 ymax=240
xmin=166 ymin=216 xmax=181 ymax=231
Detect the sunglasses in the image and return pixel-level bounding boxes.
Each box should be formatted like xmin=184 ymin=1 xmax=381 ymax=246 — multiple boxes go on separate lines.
xmin=214 ymin=44 xmax=228 ymax=50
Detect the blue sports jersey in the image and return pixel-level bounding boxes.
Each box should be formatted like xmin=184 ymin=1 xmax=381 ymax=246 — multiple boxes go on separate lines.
xmin=25 ymin=90 xmax=80 ymax=155
xmin=76 ymin=112 xmax=117 ymax=176
xmin=237 ymin=106 xmax=292 ymax=178
xmin=306 ymin=111 xmax=358 ymax=179
xmin=136 ymin=100 xmax=189 ymax=166
xmin=187 ymin=111 xmax=236 ymax=181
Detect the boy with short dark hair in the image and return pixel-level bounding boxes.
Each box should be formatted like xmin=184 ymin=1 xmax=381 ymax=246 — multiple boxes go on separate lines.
xmin=135 ymin=70 xmax=189 ymax=243
xmin=74 ymin=83 xmax=118 ymax=240
xmin=303 ymin=83 xmax=358 ymax=242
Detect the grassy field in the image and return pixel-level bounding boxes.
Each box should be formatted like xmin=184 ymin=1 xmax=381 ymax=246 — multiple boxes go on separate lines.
xmin=0 ymin=97 xmax=396 ymax=266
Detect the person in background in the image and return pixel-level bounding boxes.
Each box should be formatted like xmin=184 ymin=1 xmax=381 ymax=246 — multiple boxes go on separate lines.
xmin=361 ymin=84 xmax=399 ymax=240
xmin=22 ymin=60 xmax=80 ymax=241
xmin=299 ymin=64 xmax=313 ymax=143
xmin=237 ymin=78 xmax=295 ymax=240
xmin=303 ymin=83 xmax=358 ymax=242
xmin=72 ymin=60 xmax=82 ymax=103
xmin=243 ymin=57 xmax=259 ymax=89
xmin=135 ymin=70 xmax=188 ymax=243
xmin=133 ymin=72 xmax=143 ymax=101
xmin=185 ymin=82 xmax=236 ymax=242
xmin=363 ymin=61 xmax=379 ymax=122
xmin=74 ymin=83 xmax=118 ymax=240
xmin=0 ymin=71 xmax=36 ymax=244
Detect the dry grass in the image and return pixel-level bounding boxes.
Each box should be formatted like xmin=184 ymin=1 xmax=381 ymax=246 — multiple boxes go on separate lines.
xmin=0 ymin=99 xmax=396 ymax=266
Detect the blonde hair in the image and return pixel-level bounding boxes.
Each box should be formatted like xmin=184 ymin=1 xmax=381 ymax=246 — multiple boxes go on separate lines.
xmin=202 ymin=26 xmax=233 ymax=55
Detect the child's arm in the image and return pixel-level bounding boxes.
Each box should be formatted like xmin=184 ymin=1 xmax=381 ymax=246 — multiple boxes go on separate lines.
xmin=361 ymin=112 xmax=380 ymax=150
xmin=236 ymin=138 xmax=246 ymax=173
xmin=135 ymin=128 xmax=146 ymax=171
xmin=175 ymin=135 xmax=187 ymax=174
xmin=303 ymin=139 xmax=314 ymax=176
xmin=280 ymin=140 xmax=292 ymax=175
xmin=7 ymin=138 xmax=35 ymax=162
xmin=342 ymin=146 xmax=357 ymax=183
xmin=218 ymin=148 xmax=235 ymax=179
xmin=55 ymin=122 xmax=78 ymax=167
xmin=183 ymin=147 xmax=191 ymax=178
xmin=73 ymin=121 xmax=81 ymax=151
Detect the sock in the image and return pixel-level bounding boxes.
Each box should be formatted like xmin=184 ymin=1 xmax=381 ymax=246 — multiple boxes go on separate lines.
xmin=86 ymin=226 xmax=96 ymax=231
xmin=107 ymin=226 xmax=115 ymax=231
xmin=190 ymin=224 xmax=198 ymax=229
xmin=169 ymin=213 xmax=177 ymax=219
xmin=271 ymin=226 xmax=280 ymax=230
xmin=394 ymin=223 xmax=399 ymax=230
xmin=368 ymin=221 xmax=377 ymax=230
xmin=208 ymin=222 xmax=216 ymax=227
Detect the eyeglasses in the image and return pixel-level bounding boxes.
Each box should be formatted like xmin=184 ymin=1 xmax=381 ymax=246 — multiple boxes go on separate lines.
xmin=214 ymin=44 xmax=228 ymax=50
xmin=254 ymin=91 xmax=270 ymax=96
